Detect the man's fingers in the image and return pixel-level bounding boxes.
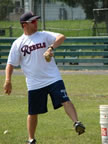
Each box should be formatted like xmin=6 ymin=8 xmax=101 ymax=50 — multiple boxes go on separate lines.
xmin=4 ymin=89 xmax=11 ymax=95
xmin=3 ymin=82 xmax=12 ymax=95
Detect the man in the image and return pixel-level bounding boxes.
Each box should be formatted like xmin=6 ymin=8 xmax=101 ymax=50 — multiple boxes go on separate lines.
xmin=4 ymin=11 xmax=85 ymax=144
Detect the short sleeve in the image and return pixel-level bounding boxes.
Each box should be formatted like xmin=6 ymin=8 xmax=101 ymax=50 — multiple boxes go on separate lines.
xmin=43 ymin=31 xmax=60 ymax=46
xmin=7 ymin=41 xmax=21 ymax=66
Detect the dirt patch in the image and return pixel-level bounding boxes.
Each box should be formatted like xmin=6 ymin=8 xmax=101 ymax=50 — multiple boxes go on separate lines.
xmin=1 ymin=69 xmax=108 ymax=75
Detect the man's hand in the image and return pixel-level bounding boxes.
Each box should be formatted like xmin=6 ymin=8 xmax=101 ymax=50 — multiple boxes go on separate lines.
xmin=43 ymin=47 xmax=54 ymax=62
xmin=3 ymin=80 xmax=12 ymax=95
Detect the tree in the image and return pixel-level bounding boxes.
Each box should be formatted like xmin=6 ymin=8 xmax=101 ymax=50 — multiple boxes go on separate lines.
xmin=58 ymin=0 xmax=79 ymax=7
xmin=80 ymin=0 xmax=99 ymax=19
xmin=103 ymin=0 xmax=108 ymax=7
xmin=59 ymin=0 xmax=99 ymax=19
xmin=102 ymin=0 xmax=108 ymax=33
xmin=0 ymin=0 xmax=14 ymax=20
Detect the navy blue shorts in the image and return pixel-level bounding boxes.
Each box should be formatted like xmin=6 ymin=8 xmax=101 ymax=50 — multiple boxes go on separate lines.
xmin=28 ymin=80 xmax=70 ymax=115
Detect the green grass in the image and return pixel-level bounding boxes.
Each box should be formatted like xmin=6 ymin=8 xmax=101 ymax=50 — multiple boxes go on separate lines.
xmin=0 ymin=73 xmax=108 ymax=144
xmin=0 ymin=19 xmax=94 ymax=37
xmin=45 ymin=19 xmax=93 ymax=37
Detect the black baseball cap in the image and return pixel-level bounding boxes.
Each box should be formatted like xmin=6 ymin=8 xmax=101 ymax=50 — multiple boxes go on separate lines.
xmin=20 ymin=11 xmax=40 ymax=23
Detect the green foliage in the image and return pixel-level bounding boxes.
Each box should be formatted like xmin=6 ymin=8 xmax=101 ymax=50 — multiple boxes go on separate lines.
xmin=0 ymin=0 xmax=14 ymax=20
xmin=59 ymin=0 xmax=99 ymax=19
xmin=59 ymin=0 xmax=80 ymax=7
xmin=81 ymin=0 xmax=98 ymax=19
xmin=103 ymin=0 xmax=108 ymax=7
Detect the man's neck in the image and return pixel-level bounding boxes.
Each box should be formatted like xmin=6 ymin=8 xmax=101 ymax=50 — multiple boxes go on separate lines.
xmin=24 ymin=31 xmax=36 ymax=35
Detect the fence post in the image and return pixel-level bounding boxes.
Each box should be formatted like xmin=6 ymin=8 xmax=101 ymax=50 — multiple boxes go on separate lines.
xmin=92 ymin=19 xmax=96 ymax=36
xmin=41 ymin=0 xmax=45 ymax=30
xmin=9 ymin=26 xmax=13 ymax=37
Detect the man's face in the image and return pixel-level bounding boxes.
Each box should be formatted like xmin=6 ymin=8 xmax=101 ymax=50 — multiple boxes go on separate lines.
xmin=23 ymin=19 xmax=38 ymax=34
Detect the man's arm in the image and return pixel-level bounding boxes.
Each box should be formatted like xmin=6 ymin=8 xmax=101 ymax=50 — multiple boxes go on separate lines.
xmin=51 ymin=34 xmax=65 ymax=49
xmin=43 ymin=34 xmax=65 ymax=62
xmin=3 ymin=64 xmax=14 ymax=95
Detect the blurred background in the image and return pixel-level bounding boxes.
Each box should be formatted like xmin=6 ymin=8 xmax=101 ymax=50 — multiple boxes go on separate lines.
xmin=0 ymin=0 xmax=108 ymax=37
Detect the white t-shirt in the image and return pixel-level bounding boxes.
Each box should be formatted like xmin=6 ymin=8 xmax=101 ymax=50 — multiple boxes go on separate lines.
xmin=7 ymin=31 xmax=62 ymax=90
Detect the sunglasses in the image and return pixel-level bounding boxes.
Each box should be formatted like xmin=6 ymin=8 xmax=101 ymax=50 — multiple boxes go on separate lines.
xmin=30 ymin=20 xmax=37 ymax=24
xmin=23 ymin=20 xmax=37 ymax=24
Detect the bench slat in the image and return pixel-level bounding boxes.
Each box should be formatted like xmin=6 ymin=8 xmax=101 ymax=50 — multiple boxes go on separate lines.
xmin=0 ymin=45 xmax=11 ymax=50
xmin=65 ymin=37 xmax=108 ymax=43
xmin=58 ymin=45 xmax=108 ymax=50
xmin=0 ymin=38 xmax=16 ymax=43
xmin=54 ymin=51 xmax=108 ymax=56
xmin=55 ymin=58 xmax=108 ymax=63
xmin=0 ymin=52 xmax=9 ymax=56
xmin=0 ymin=58 xmax=7 ymax=62
xmin=58 ymin=65 xmax=108 ymax=70
xmin=0 ymin=65 xmax=6 ymax=69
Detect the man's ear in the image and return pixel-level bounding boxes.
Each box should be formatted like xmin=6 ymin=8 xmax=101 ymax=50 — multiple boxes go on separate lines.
xmin=21 ymin=23 xmax=27 ymax=28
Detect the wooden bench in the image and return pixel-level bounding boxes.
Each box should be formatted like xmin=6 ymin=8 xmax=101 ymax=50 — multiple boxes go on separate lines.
xmin=55 ymin=36 xmax=108 ymax=70
xmin=0 ymin=37 xmax=15 ymax=69
xmin=0 ymin=37 xmax=108 ymax=70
